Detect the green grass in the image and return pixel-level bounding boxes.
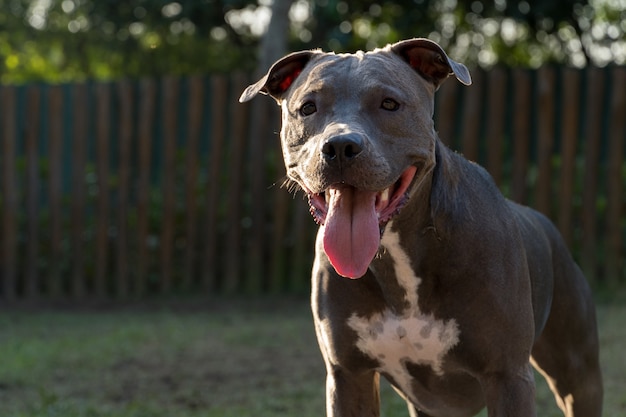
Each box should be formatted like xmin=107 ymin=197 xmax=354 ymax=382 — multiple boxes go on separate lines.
xmin=0 ymin=297 xmax=624 ymax=417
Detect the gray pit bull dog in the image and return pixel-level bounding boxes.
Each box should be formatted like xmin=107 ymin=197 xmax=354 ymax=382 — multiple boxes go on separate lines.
xmin=240 ymin=38 xmax=602 ymax=417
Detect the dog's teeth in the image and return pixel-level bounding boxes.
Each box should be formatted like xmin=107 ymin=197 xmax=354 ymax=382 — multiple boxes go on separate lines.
xmin=380 ymin=188 xmax=390 ymax=203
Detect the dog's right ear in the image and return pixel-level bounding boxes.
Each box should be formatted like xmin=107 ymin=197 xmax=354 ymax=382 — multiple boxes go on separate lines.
xmin=239 ymin=51 xmax=316 ymax=103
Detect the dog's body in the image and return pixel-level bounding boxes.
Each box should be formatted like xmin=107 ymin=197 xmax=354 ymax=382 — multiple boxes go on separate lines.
xmin=240 ymin=39 xmax=602 ymax=417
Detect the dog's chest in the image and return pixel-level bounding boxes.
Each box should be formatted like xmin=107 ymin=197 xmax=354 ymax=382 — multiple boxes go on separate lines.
xmin=348 ymin=309 xmax=459 ymax=378
xmin=347 ymin=226 xmax=460 ymax=394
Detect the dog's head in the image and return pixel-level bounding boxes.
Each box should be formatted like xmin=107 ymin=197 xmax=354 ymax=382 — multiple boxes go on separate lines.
xmin=241 ymin=38 xmax=471 ymax=278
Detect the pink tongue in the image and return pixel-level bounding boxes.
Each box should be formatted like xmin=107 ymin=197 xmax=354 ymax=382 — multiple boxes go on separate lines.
xmin=322 ymin=186 xmax=380 ymax=279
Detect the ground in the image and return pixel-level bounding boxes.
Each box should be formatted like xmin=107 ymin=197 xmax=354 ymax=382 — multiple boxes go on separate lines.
xmin=0 ymin=296 xmax=624 ymax=417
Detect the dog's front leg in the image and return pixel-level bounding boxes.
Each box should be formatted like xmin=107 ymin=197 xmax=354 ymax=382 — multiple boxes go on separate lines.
xmin=481 ymin=364 xmax=537 ymax=417
xmin=326 ymin=367 xmax=381 ymax=417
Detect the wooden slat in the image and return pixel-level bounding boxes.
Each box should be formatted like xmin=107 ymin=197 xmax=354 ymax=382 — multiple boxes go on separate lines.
xmin=435 ymin=79 xmax=460 ymax=147
xmin=94 ymin=83 xmax=111 ymax=298
xmin=604 ymin=67 xmax=626 ymax=287
xmin=71 ymin=84 xmax=88 ymax=298
xmin=269 ymin=176 xmax=289 ymax=293
xmin=183 ymin=76 xmax=203 ymax=290
xmin=535 ymin=67 xmax=556 ymax=216
xmin=580 ymin=68 xmax=604 ymax=280
xmin=224 ymin=74 xmax=249 ymax=293
xmin=203 ymin=76 xmax=227 ymax=291
xmin=459 ymin=69 xmax=482 ymax=162
xmin=1 ymin=86 xmax=18 ymax=301
xmin=116 ymin=80 xmax=133 ymax=297
xmin=269 ymin=104 xmax=290 ymax=293
xmin=47 ymin=86 xmax=64 ymax=298
xmin=557 ymin=69 xmax=581 ymax=248
xmin=135 ymin=79 xmax=156 ymax=296
xmin=511 ymin=69 xmax=532 ymax=204
xmin=246 ymin=92 xmax=270 ymax=292
xmin=25 ymin=87 xmax=41 ymax=299
xmin=160 ymin=77 xmax=179 ymax=293
xmin=485 ymin=68 xmax=507 ymax=187
xmin=287 ymin=201 xmax=314 ymax=293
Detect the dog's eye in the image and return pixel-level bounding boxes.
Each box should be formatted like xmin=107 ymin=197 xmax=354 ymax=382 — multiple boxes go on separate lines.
xmin=300 ymin=101 xmax=317 ymax=116
xmin=381 ymin=98 xmax=400 ymax=111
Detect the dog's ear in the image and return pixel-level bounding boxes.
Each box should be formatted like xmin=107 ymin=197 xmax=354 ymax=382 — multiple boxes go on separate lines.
xmin=391 ymin=38 xmax=471 ymax=88
xmin=239 ymin=51 xmax=317 ymax=103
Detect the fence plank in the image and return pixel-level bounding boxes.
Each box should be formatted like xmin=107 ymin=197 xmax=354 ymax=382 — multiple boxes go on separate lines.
xmin=435 ymin=80 xmax=460 ymax=147
xmin=160 ymin=77 xmax=179 ymax=293
xmin=288 ymin=202 xmax=314 ymax=293
xmin=116 ymin=80 xmax=133 ymax=298
xmin=557 ymin=69 xmax=581 ymax=248
xmin=269 ymin=175 xmax=289 ymax=292
xmin=535 ymin=67 xmax=556 ymax=216
xmin=460 ymin=70 xmax=483 ymax=162
xmin=71 ymin=84 xmax=88 ymax=298
xmin=183 ymin=76 xmax=203 ymax=290
xmin=25 ymin=87 xmax=41 ymax=299
xmin=604 ymin=67 xmax=626 ymax=287
xmin=136 ymin=79 xmax=156 ymax=296
xmin=224 ymin=74 xmax=250 ymax=293
xmin=95 ymin=83 xmax=111 ymax=298
xmin=1 ymin=69 xmax=624 ymax=300
xmin=485 ymin=68 xmax=507 ymax=187
xmin=47 ymin=86 xmax=64 ymax=298
xmin=580 ymin=68 xmax=604 ymax=279
xmin=1 ymin=86 xmax=18 ymax=301
xmin=246 ymin=96 xmax=270 ymax=292
xmin=511 ymin=69 xmax=532 ymax=204
xmin=204 ymin=76 xmax=227 ymax=291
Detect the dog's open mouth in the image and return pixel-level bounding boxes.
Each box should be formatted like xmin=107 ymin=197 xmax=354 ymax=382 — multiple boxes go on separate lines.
xmin=306 ymin=166 xmax=417 ymax=279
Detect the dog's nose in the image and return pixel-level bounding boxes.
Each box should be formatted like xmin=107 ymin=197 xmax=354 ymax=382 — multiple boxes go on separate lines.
xmin=321 ymin=134 xmax=364 ymax=163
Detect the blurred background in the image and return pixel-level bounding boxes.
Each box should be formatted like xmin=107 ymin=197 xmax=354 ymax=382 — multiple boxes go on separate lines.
xmin=0 ymin=2 xmax=625 ymax=417
xmin=0 ymin=0 xmax=624 ymax=300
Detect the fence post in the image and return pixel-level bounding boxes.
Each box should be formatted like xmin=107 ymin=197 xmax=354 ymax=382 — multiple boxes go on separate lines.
xmin=160 ymin=76 xmax=179 ymax=294
xmin=204 ymin=76 xmax=227 ymax=292
xmin=435 ymin=79 xmax=460 ymax=147
xmin=95 ymin=82 xmax=111 ymax=298
xmin=116 ymin=80 xmax=133 ymax=298
xmin=580 ymin=68 xmax=604 ymax=281
xmin=557 ymin=68 xmax=581 ymax=249
xmin=25 ymin=86 xmax=41 ymax=299
xmin=604 ymin=67 xmax=626 ymax=287
xmin=224 ymin=74 xmax=249 ymax=293
xmin=48 ymin=86 xmax=64 ymax=298
xmin=459 ymin=69 xmax=483 ymax=162
xmin=71 ymin=83 xmax=88 ymax=298
xmin=485 ymin=67 xmax=507 ymax=187
xmin=136 ymin=78 xmax=156 ymax=296
xmin=1 ymin=86 xmax=18 ymax=301
xmin=511 ymin=69 xmax=531 ymax=205
xmin=535 ymin=66 xmax=556 ymax=217
xmin=183 ymin=76 xmax=204 ymax=291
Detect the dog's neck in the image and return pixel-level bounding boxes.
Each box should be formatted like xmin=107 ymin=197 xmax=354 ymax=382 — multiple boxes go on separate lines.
xmin=366 ymin=142 xmax=444 ymax=314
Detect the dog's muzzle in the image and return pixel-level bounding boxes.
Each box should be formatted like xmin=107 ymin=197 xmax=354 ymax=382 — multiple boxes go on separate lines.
xmin=306 ymin=166 xmax=417 ymax=279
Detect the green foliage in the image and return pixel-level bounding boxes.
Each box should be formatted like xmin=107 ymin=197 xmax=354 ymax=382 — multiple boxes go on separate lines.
xmin=0 ymin=0 xmax=259 ymax=83
xmin=296 ymin=0 xmax=625 ymax=68
xmin=0 ymin=0 xmax=624 ymax=83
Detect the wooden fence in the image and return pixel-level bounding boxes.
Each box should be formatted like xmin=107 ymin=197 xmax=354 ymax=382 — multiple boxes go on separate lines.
xmin=0 ymin=66 xmax=624 ymax=301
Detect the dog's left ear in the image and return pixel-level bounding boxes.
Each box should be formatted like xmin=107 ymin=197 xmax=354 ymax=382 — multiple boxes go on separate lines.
xmin=239 ymin=50 xmax=317 ymax=103
xmin=391 ymin=38 xmax=472 ymax=88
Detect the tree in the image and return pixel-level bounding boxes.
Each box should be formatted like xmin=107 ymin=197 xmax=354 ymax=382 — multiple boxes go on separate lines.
xmin=0 ymin=0 xmax=623 ymax=83
xmin=291 ymin=0 xmax=625 ymax=68
xmin=0 ymin=0 xmax=259 ymax=83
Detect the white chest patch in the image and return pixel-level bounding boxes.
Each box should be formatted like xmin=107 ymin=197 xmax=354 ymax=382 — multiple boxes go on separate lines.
xmin=347 ymin=224 xmax=460 ymax=393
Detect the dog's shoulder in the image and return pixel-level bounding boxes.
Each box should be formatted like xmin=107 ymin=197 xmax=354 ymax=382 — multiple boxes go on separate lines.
xmin=429 ymin=141 xmax=507 ymax=237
